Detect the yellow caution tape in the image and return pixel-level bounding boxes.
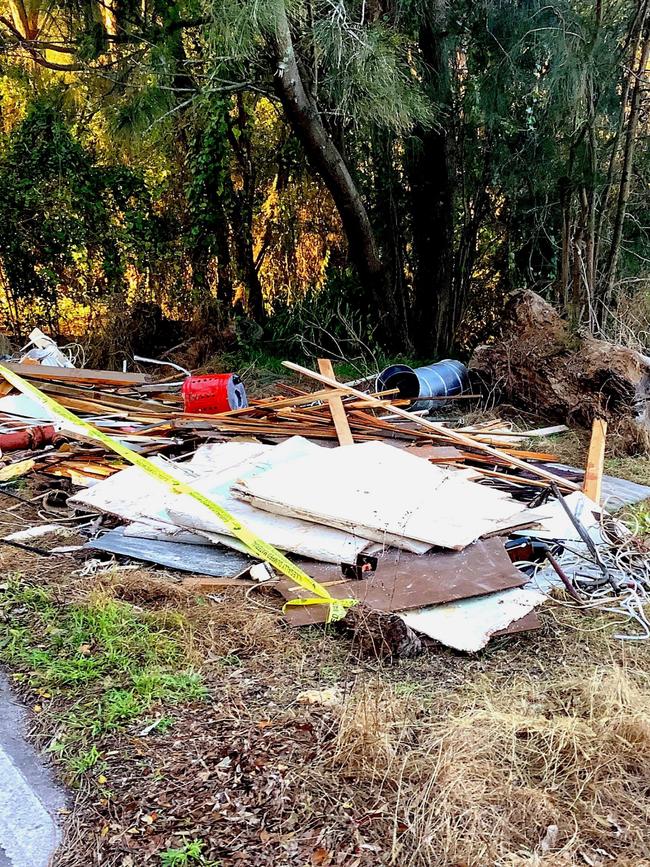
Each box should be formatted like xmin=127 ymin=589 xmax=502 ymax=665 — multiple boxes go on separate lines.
xmin=0 ymin=364 xmax=357 ymax=623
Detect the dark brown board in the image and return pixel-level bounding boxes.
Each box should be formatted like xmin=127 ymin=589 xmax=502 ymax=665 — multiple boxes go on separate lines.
xmin=281 ymin=537 xmax=527 ymax=626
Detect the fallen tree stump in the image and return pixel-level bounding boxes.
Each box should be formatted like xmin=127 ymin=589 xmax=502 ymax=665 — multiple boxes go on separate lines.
xmin=470 ymin=291 xmax=650 ymax=452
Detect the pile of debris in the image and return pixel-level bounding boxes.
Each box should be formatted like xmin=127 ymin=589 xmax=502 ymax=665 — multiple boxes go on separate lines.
xmin=470 ymin=290 xmax=650 ymax=450
xmin=1 ymin=331 xmax=649 ymax=657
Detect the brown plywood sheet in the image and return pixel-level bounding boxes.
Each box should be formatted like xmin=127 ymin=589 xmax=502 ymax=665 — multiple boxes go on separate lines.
xmin=281 ymin=537 xmax=527 ymax=626
xmin=493 ymin=611 xmax=542 ymax=636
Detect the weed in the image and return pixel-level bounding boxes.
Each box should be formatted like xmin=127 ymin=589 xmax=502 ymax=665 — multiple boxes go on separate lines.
xmin=66 ymin=744 xmax=103 ymax=778
xmin=318 ymin=663 xmax=344 ymax=683
xmin=606 ymin=455 xmax=650 ymax=488
xmin=392 ymin=679 xmax=423 ymax=698
xmin=159 ymin=838 xmax=219 ymax=866
xmin=0 ymin=580 xmax=207 ymax=775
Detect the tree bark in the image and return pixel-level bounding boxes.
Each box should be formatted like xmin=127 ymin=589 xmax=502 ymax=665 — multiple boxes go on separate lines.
xmin=227 ymin=95 xmax=265 ymax=322
xmin=594 ymin=0 xmax=649 ymax=275
xmin=271 ymin=2 xmax=393 ymax=323
xmin=602 ymin=11 xmax=650 ymax=302
xmin=407 ymin=19 xmax=457 ymax=358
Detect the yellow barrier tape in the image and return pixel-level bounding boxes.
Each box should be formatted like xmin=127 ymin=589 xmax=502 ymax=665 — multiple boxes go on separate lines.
xmin=0 ymin=364 xmax=357 ymax=623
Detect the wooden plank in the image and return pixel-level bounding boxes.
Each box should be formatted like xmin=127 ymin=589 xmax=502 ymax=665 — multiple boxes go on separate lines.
xmin=583 ymin=418 xmax=607 ymax=504
xmin=38 ymin=381 xmax=173 ymax=413
xmin=3 ymin=362 xmax=150 ymax=386
xmin=318 ymin=359 xmax=354 ymax=446
xmin=282 ymin=361 xmax=579 ymax=490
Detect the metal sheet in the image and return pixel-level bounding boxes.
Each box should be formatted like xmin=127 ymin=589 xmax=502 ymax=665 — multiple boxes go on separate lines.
xmin=86 ymin=526 xmax=255 ymax=577
xmin=280 ymin=537 xmax=527 ymax=626
xmin=547 ymin=463 xmax=650 ymax=506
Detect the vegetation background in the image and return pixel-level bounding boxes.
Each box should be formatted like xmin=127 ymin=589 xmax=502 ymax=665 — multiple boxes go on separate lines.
xmin=0 ymin=0 xmax=648 ymax=368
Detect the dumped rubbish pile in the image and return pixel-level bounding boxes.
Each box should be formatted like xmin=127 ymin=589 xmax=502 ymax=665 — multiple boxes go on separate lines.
xmin=1 ymin=333 xmax=649 ymax=656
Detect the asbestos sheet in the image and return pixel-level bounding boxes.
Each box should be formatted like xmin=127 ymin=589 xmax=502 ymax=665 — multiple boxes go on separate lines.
xmin=124 ymin=521 xmax=210 ymax=545
xmin=86 ymin=526 xmax=255 ymax=577
xmin=70 ymin=441 xmax=372 ymax=564
xmin=279 ymin=537 xmax=527 ymax=626
xmin=513 ymin=491 xmax=604 ymax=544
xmin=234 ymin=439 xmax=532 ymax=551
xmin=161 ymin=439 xmax=374 ymax=562
xmin=400 ymin=587 xmax=546 ymax=652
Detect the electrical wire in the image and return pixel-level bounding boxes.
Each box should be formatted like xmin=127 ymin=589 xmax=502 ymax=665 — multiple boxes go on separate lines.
xmin=517 ymin=508 xmax=650 ymax=641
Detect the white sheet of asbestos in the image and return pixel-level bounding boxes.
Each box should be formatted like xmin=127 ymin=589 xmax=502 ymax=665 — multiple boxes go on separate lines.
xmin=512 ymin=490 xmax=604 ymax=543
xmin=401 ymin=588 xmax=546 ymax=652
xmin=233 ymin=439 xmax=533 ymax=551
xmin=69 ymin=440 xmax=372 ymax=563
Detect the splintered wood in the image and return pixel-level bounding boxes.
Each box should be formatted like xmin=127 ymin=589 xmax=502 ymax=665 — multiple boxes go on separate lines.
xmin=0 ymin=359 xmax=579 ymax=493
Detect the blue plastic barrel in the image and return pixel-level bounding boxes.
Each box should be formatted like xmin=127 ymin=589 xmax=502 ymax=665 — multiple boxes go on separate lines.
xmin=376 ymin=359 xmax=469 ymax=411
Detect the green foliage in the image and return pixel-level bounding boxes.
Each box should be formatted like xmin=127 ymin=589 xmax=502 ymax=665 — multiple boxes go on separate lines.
xmin=160 ymin=838 xmax=220 ymax=866
xmin=0 ymin=0 xmax=648 ymax=355
xmin=110 ymin=86 xmax=176 ymax=140
xmin=0 ymin=579 xmax=206 ymax=774
xmin=265 ymin=269 xmax=383 ymax=368
xmin=0 ymin=94 xmax=160 ymax=332
xmin=312 ymin=15 xmax=435 ymax=131
xmin=186 ymin=98 xmax=231 ymax=255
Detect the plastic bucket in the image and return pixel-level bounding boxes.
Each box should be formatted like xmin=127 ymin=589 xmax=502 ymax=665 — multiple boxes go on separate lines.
xmin=376 ymin=359 xmax=468 ymax=411
xmin=182 ymin=374 xmax=248 ymax=414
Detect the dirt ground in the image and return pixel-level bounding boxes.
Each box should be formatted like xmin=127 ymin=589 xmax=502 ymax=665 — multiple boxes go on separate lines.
xmin=1 ymin=431 xmax=650 ymax=867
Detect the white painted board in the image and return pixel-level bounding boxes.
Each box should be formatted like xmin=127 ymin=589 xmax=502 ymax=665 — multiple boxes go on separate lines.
xmin=401 ymin=588 xmax=546 ymax=651
xmin=233 ymin=439 xmax=533 ymax=550
xmin=70 ymin=441 xmax=372 ymax=563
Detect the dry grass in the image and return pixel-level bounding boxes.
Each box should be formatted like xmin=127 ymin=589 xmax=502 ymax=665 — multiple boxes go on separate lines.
xmin=92 ymin=569 xmax=304 ymax=665
xmin=323 ymin=664 xmax=650 ymax=867
xmin=3 ymin=472 xmax=650 ymax=865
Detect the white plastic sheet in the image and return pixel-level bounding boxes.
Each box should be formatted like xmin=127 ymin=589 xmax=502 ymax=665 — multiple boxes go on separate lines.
xmin=401 ymin=588 xmax=546 ymax=651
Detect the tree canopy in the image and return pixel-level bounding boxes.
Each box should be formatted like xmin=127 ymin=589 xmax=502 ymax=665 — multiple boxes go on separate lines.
xmin=0 ymin=0 xmax=648 ymax=359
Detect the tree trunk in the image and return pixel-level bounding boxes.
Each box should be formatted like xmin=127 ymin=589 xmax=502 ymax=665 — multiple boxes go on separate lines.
xmin=594 ymin=0 xmax=649 ymax=276
xmin=407 ymin=19 xmax=456 ymax=358
xmin=232 ymin=203 xmax=265 ymax=322
xmin=602 ymin=12 xmax=650 ymax=302
xmin=227 ymin=95 xmax=265 ymax=322
xmin=407 ymin=130 xmax=455 ymax=357
xmin=369 ymin=131 xmax=410 ymax=340
xmin=271 ymin=2 xmax=395 ymax=325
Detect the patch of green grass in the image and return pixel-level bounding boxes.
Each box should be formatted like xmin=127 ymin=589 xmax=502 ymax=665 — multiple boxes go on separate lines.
xmin=0 ymin=580 xmax=207 ymax=774
xmin=318 ymin=663 xmax=345 ymax=683
xmin=66 ymin=745 xmax=103 ymax=777
xmin=617 ymin=501 xmax=650 ymax=537
xmin=160 ymin=839 xmax=219 ymax=866
xmin=605 ymin=455 xmax=650 ymax=487
xmin=393 ymin=679 xmax=425 ymax=698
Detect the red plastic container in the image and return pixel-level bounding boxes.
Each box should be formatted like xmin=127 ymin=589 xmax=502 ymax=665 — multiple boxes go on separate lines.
xmin=182 ymin=374 xmax=248 ymax=414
